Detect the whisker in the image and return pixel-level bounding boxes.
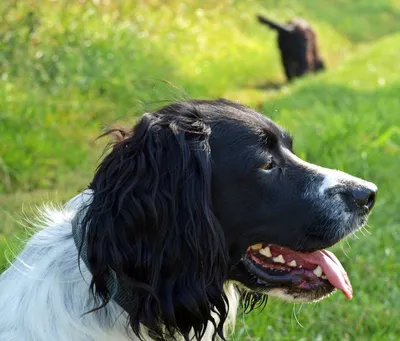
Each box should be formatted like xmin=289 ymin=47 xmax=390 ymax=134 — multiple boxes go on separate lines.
xmin=292 ymin=303 xmax=305 ymax=328
xmin=341 ymin=244 xmax=350 ymax=258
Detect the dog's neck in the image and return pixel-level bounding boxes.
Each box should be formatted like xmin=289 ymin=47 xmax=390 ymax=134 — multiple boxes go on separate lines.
xmin=71 ymin=212 xmax=137 ymax=315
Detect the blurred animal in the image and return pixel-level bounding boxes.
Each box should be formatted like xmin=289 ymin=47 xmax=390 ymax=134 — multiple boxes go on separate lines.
xmin=257 ymin=15 xmax=325 ymax=81
xmin=0 ymin=99 xmax=377 ymax=341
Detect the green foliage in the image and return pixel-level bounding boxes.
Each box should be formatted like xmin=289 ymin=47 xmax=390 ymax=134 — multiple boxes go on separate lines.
xmin=1 ymin=1 xmax=399 ymax=340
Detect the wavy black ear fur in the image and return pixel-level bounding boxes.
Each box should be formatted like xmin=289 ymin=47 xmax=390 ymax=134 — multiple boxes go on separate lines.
xmin=81 ymin=102 xmax=230 ymax=340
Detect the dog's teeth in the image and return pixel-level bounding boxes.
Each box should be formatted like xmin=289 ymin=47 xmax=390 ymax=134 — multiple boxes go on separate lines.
xmin=250 ymin=243 xmax=263 ymax=250
xmin=259 ymin=246 xmax=272 ymax=257
xmin=313 ymin=265 xmax=323 ymax=277
xmin=321 ymin=274 xmax=327 ymax=280
xmin=288 ymin=260 xmax=297 ymax=267
xmin=272 ymin=254 xmax=285 ymax=264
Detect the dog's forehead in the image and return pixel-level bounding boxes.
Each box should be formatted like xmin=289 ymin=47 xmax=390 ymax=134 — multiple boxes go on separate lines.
xmin=204 ymin=101 xmax=286 ymax=143
xmin=158 ymin=99 xmax=291 ymax=147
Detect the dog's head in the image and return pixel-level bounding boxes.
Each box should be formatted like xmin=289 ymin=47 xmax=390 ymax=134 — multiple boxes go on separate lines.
xmin=81 ymin=99 xmax=376 ymax=340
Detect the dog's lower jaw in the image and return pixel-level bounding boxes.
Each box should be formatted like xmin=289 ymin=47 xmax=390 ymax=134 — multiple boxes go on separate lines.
xmin=232 ymin=278 xmax=335 ymax=305
xmin=265 ymin=287 xmax=335 ymax=303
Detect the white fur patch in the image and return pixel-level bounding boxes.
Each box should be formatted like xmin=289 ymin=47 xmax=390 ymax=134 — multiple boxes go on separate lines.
xmin=266 ymin=288 xmax=333 ymax=303
xmin=318 ymin=170 xmax=343 ymax=195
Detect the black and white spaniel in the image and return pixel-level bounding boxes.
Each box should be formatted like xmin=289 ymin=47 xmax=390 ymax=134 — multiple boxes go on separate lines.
xmin=0 ymin=99 xmax=377 ymax=341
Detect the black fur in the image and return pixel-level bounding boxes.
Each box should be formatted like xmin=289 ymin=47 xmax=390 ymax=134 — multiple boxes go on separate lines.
xmin=79 ymin=99 xmax=376 ymax=340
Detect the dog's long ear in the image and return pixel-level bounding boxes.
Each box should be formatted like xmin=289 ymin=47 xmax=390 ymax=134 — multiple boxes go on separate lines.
xmin=81 ymin=105 xmax=230 ymax=340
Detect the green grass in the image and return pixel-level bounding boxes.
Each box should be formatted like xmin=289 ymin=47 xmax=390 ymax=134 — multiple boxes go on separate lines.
xmin=1 ymin=0 xmax=399 ymax=340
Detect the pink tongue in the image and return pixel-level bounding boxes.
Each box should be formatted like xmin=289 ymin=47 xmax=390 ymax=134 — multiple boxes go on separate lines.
xmin=298 ymin=250 xmax=353 ymax=300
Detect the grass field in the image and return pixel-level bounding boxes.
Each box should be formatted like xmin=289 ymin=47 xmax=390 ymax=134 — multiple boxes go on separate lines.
xmin=1 ymin=1 xmax=399 ymax=340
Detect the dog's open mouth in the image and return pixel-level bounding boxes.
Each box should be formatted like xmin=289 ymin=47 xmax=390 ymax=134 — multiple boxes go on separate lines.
xmin=243 ymin=244 xmax=352 ymax=300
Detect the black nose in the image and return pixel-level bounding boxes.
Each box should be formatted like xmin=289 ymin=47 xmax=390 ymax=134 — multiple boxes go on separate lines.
xmin=351 ymin=187 xmax=377 ymax=211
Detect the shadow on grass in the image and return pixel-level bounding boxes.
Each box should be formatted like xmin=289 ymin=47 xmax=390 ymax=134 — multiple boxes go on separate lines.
xmin=253 ymin=81 xmax=287 ymax=91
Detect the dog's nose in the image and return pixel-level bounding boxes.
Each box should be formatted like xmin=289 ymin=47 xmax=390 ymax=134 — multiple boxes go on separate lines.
xmin=351 ymin=186 xmax=377 ymax=211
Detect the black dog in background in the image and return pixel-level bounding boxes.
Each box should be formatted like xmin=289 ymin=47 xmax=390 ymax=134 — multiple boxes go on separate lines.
xmin=257 ymin=15 xmax=325 ymax=81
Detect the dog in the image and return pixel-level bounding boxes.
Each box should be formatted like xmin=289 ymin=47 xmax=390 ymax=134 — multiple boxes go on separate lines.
xmin=0 ymin=99 xmax=377 ymax=341
xmin=257 ymin=15 xmax=326 ymax=81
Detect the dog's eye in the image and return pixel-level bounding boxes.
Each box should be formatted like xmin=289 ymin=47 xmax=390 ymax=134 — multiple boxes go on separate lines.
xmin=260 ymin=159 xmax=275 ymax=171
